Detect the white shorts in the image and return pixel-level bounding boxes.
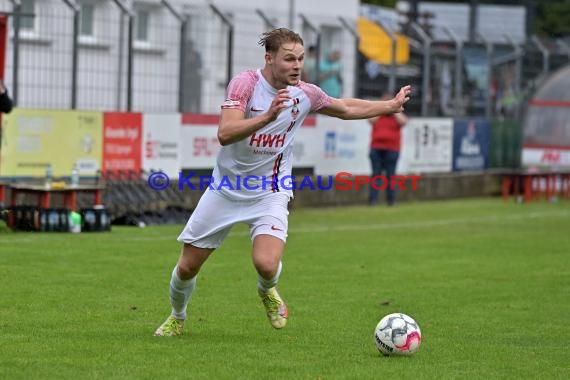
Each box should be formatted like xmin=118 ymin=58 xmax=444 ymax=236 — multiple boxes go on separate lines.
xmin=177 ymin=190 xmax=290 ymax=249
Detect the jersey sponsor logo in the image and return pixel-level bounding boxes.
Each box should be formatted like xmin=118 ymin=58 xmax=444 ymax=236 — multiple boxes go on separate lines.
xmin=249 ymin=132 xmax=287 ymax=148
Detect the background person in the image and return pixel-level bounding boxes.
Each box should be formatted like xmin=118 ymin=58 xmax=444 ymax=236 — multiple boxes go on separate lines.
xmin=0 ymin=80 xmax=13 ymax=113
xmin=301 ymin=45 xmax=318 ymax=83
xmin=182 ymin=40 xmax=203 ymax=113
xmin=154 ymin=28 xmax=411 ymax=337
xmin=368 ymin=92 xmax=408 ymax=206
xmin=0 ymin=80 xmax=13 ymax=153
xmin=318 ymin=50 xmax=343 ymax=98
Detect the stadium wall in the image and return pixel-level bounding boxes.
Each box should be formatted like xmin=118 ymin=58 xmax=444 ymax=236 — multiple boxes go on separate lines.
xmin=288 ymin=171 xmax=502 ymax=208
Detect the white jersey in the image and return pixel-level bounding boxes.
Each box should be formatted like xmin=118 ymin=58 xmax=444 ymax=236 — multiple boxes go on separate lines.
xmin=211 ymin=69 xmax=331 ymax=200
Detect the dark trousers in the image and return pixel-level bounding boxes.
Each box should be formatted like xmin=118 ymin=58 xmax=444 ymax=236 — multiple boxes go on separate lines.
xmin=369 ymin=149 xmax=400 ymax=205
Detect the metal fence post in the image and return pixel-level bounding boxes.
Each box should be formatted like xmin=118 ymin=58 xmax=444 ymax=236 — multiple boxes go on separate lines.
xmin=256 ymin=9 xmax=276 ymax=30
xmin=477 ymin=33 xmax=493 ymax=119
xmin=411 ymin=22 xmax=432 ymax=116
xmin=374 ymin=19 xmax=397 ymax=94
xmin=443 ymin=26 xmax=463 ymax=117
xmin=531 ymin=35 xmax=550 ymax=76
xmin=210 ymin=4 xmax=234 ymax=87
xmin=10 ymin=0 xmax=21 ymax=106
xmin=288 ymin=0 xmax=295 ymax=30
xmin=299 ymin=14 xmax=320 ymax=87
xmin=504 ymin=34 xmax=523 ymax=120
xmin=111 ymin=0 xmax=134 ymax=111
xmin=62 ymin=0 xmax=79 ymax=110
xmin=178 ymin=17 xmax=188 ymax=113
xmin=126 ymin=14 xmax=134 ymax=111
xmin=338 ymin=16 xmax=359 ymax=98
xmin=161 ymin=0 xmax=186 ymax=113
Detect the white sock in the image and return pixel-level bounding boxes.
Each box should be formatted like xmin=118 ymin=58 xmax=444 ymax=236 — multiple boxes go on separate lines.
xmin=169 ymin=265 xmax=196 ymax=320
xmin=257 ymin=261 xmax=282 ymax=293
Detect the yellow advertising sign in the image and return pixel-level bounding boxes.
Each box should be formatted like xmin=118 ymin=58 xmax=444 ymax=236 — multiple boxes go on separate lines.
xmin=357 ymin=17 xmax=409 ymax=65
xmin=0 ymin=109 xmax=103 ymax=177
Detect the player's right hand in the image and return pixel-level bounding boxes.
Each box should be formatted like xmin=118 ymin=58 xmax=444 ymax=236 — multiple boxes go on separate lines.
xmin=393 ymin=85 xmax=412 ymax=112
xmin=267 ymin=89 xmax=291 ymax=121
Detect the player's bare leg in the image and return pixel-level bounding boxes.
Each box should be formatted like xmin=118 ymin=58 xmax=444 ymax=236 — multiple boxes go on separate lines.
xmin=253 ymin=235 xmax=288 ymax=329
xmin=154 ymin=244 xmax=213 ymax=336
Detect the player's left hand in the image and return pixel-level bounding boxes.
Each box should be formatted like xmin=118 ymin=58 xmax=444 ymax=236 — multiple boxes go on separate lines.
xmin=392 ymin=85 xmax=412 ymax=112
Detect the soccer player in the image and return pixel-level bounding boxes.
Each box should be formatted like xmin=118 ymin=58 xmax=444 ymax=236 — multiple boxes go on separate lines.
xmin=155 ymin=28 xmax=411 ymax=336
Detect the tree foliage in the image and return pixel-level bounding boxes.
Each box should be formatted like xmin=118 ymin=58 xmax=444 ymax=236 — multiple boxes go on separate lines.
xmin=361 ymin=0 xmax=397 ymax=7
xmin=536 ymin=0 xmax=570 ymax=37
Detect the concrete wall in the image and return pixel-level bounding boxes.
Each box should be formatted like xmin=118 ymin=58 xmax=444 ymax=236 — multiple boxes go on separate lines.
xmin=289 ymin=171 xmax=502 ymax=208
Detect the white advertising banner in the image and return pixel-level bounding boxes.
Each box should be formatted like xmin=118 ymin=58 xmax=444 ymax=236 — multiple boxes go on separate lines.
xmin=180 ymin=115 xmax=221 ymax=169
xmin=292 ymin=121 xmax=319 ymax=168
xmin=314 ymin=116 xmax=372 ymax=176
xmin=397 ymin=118 xmax=454 ymax=174
xmin=522 ymin=146 xmax=570 ymax=168
xmin=142 ymin=114 xmax=181 ymax=177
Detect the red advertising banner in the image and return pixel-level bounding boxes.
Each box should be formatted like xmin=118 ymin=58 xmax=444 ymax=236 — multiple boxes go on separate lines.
xmin=103 ymin=112 xmax=142 ymax=174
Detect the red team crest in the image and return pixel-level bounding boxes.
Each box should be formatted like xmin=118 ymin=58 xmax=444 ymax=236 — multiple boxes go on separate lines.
xmin=291 ymin=98 xmax=300 ymax=120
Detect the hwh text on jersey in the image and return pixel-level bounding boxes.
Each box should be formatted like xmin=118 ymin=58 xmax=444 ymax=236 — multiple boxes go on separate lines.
xmin=249 ymin=132 xmax=287 ymax=148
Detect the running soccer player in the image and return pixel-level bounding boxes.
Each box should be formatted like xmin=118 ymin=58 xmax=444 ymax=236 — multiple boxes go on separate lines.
xmin=155 ymin=28 xmax=411 ymax=336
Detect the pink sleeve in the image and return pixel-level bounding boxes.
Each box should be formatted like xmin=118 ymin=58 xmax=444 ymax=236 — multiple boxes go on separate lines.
xmin=298 ymin=81 xmax=332 ymax=112
xmin=221 ymin=70 xmax=258 ymax=113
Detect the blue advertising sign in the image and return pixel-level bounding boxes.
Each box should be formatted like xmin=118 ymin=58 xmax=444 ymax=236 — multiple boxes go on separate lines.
xmin=452 ymin=118 xmax=490 ymax=171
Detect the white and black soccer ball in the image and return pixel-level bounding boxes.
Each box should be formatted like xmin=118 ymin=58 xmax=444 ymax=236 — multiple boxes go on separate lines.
xmin=374 ymin=313 xmax=422 ymax=356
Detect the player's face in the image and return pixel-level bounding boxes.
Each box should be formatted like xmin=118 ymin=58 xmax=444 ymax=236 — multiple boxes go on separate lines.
xmin=266 ymin=42 xmax=304 ymax=88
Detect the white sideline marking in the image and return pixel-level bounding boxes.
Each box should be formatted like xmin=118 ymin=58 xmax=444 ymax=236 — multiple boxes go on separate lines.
xmin=1 ymin=210 xmax=568 ymax=244
xmin=257 ymin=209 xmax=570 ymax=235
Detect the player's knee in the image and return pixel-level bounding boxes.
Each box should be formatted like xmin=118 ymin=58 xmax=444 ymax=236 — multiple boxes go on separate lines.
xmin=177 ymin=260 xmax=200 ymax=280
xmin=254 ymin=257 xmax=280 ymax=278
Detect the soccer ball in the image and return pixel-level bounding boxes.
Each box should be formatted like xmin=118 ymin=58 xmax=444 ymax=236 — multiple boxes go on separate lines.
xmin=374 ymin=313 xmax=422 ymax=356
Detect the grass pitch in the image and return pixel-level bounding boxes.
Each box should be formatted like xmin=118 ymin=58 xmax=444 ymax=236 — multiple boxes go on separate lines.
xmin=1 ymin=198 xmax=569 ymax=379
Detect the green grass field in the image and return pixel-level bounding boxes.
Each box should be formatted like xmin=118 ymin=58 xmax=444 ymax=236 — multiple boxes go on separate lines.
xmin=1 ymin=198 xmax=569 ymax=379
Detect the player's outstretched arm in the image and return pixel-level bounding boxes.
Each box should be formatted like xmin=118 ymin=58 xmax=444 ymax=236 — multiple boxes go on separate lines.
xmin=318 ymin=85 xmax=411 ymax=120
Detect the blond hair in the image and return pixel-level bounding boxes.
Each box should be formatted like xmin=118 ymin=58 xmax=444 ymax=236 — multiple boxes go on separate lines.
xmin=258 ymin=28 xmax=304 ymax=54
